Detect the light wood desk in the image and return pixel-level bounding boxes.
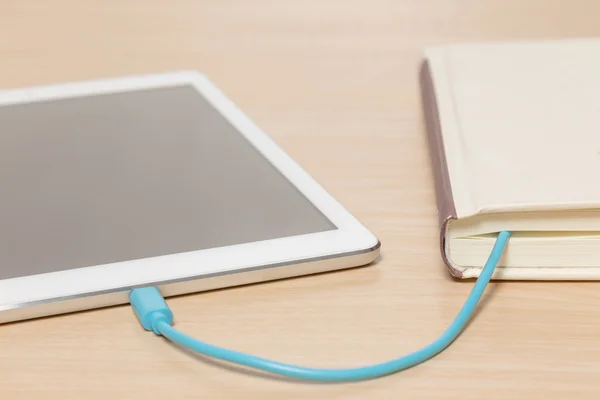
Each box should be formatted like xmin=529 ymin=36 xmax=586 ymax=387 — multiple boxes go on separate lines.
xmin=2 ymin=1 xmax=600 ymax=398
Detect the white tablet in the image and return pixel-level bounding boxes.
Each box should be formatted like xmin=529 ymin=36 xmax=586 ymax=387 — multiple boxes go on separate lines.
xmin=0 ymin=71 xmax=380 ymax=324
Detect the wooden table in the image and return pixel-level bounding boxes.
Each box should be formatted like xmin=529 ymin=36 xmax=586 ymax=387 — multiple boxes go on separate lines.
xmin=2 ymin=1 xmax=600 ymax=398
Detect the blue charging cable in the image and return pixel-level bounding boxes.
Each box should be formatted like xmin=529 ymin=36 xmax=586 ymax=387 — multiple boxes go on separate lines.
xmin=129 ymin=231 xmax=511 ymax=382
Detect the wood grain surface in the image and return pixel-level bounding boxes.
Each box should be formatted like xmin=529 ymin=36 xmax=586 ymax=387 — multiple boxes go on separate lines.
xmin=2 ymin=1 xmax=600 ymax=398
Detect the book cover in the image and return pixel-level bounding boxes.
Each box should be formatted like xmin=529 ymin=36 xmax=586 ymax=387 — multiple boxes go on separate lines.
xmin=420 ymin=38 xmax=600 ymax=280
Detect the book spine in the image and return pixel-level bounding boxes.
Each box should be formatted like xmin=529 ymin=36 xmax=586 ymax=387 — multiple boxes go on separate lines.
xmin=419 ymin=60 xmax=461 ymax=277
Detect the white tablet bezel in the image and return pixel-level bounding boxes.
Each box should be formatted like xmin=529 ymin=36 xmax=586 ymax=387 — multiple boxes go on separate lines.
xmin=0 ymin=71 xmax=379 ymax=311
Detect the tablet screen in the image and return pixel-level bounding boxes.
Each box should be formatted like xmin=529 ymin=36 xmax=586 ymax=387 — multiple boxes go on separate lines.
xmin=0 ymin=85 xmax=335 ymax=280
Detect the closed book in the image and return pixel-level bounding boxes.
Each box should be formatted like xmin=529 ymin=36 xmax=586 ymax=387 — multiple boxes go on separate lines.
xmin=420 ymin=38 xmax=600 ymax=280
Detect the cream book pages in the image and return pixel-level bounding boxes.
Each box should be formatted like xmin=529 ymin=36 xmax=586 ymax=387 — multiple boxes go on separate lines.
xmin=420 ymin=38 xmax=600 ymax=280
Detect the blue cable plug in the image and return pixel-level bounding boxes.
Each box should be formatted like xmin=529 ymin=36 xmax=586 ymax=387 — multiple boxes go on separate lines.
xmin=129 ymin=286 xmax=173 ymax=335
